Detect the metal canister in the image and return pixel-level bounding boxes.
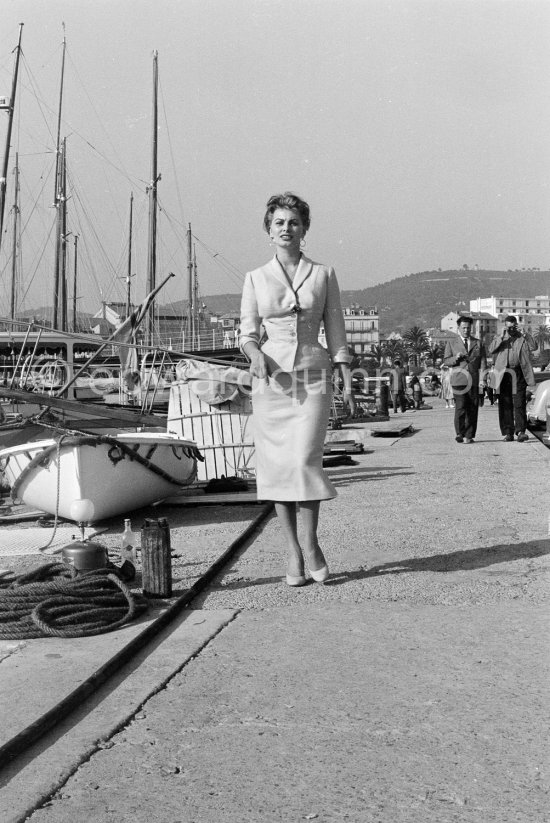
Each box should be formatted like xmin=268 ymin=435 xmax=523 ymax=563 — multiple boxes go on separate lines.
xmin=61 ymin=539 xmax=108 ymax=571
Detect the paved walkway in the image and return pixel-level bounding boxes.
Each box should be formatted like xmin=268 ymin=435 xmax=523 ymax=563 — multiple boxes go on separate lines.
xmin=1 ymin=399 xmax=549 ymax=822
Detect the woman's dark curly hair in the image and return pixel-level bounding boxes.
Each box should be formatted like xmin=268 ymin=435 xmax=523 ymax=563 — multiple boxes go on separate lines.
xmin=263 ymin=192 xmax=311 ymax=234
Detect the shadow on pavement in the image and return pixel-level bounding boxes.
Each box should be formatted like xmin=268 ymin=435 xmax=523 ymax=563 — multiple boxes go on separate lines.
xmin=216 ymin=539 xmax=550 ymax=590
xmin=330 ymin=467 xmax=415 ymax=487
xmin=328 ymin=538 xmax=550 ymax=582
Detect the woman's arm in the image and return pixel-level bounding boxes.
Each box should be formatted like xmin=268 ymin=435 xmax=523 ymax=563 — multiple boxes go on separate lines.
xmin=240 ymin=273 xmax=268 ymax=379
xmin=336 ymin=362 xmax=356 ymax=416
xmin=242 ymin=340 xmax=268 ymax=379
xmin=323 ymin=269 xmax=352 ymax=365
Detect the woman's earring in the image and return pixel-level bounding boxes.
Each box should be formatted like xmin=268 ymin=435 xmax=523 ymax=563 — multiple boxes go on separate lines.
xmin=300 ymin=237 xmax=307 ymax=248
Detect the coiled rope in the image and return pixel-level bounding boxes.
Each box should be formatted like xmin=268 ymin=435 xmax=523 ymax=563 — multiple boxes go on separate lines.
xmin=0 ymin=562 xmax=148 ymax=639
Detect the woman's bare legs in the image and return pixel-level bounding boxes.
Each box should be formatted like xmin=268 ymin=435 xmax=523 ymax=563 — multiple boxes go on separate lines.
xmin=274 ymin=502 xmax=304 ymax=577
xmin=298 ymin=500 xmax=326 ymax=571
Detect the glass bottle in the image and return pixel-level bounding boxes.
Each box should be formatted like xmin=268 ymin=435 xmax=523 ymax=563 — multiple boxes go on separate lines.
xmin=121 ymin=518 xmax=137 ymax=565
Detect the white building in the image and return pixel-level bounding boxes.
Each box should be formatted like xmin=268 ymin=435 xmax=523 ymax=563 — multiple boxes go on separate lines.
xmin=441 ymin=311 xmax=498 ymax=346
xmin=469 ymin=296 xmax=550 ymax=334
xmin=342 ymin=305 xmax=379 ymax=354
xmin=318 ymin=305 xmax=379 ymax=355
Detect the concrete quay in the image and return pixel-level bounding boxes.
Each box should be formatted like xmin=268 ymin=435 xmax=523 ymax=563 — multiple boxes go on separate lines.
xmin=0 ymin=397 xmax=549 ymax=823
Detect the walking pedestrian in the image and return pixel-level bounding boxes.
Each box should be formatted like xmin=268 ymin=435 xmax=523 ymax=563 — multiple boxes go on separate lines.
xmin=485 ymin=365 xmax=496 ymax=405
xmin=390 ymin=359 xmax=408 ymax=413
xmin=239 ymin=192 xmax=354 ymax=586
xmin=488 ymin=315 xmax=536 ymax=442
xmin=440 ymin=364 xmax=454 ymax=408
xmin=443 ymin=315 xmax=487 ymax=444
xmin=409 ymin=374 xmax=423 ymax=409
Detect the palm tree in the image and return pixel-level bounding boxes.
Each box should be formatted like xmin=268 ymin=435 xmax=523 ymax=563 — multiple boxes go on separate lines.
xmin=383 ymin=338 xmax=406 ymax=364
xmin=533 ymin=324 xmax=550 ymax=352
xmin=425 ymin=343 xmax=444 ymax=368
xmin=402 ymin=325 xmax=430 ymax=367
xmin=370 ymin=344 xmax=386 ymax=367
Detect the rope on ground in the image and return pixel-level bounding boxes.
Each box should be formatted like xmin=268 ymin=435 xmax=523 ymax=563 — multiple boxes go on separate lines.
xmin=0 ymin=562 xmax=148 ymax=639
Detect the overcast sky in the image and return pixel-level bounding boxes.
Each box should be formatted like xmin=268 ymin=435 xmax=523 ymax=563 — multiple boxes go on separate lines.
xmin=0 ymin=0 xmax=549 ymax=314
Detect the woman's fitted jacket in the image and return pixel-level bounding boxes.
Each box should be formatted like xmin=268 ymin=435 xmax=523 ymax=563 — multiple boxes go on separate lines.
xmin=239 ymin=255 xmax=351 ymax=373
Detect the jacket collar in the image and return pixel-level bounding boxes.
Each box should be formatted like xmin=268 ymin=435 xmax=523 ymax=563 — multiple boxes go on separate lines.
xmin=269 ymin=254 xmax=313 ymax=293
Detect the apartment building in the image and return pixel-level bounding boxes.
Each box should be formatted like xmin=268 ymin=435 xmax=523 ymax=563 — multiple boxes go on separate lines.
xmin=440 ymin=311 xmax=498 ymax=347
xmin=469 ymin=296 xmax=550 ymax=334
xmin=342 ymin=304 xmax=380 ymax=354
xmin=318 ymin=304 xmax=379 ymax=355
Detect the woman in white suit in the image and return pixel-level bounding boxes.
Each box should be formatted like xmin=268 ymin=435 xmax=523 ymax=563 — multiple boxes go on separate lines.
xmin=240 ymin=192 xmax=354 ymax=587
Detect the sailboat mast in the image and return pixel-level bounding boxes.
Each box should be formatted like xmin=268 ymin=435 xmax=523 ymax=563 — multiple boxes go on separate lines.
xmin=193 ymin=243 xmax=199 ymax=348
xmin=72 ymin=234 xmax=78 ymax=332
xmin=60 ymin=137 xmax=68 ymax=331
xmin=127 ymin=192 xmax=134 ymax=316
xmin=10 ymin=154 xmax=20 ymax=319
xmin=0 ymin=23 xmax=23 ymax=254
xmin=145 ymin=50 xmax=159 ymax=347
xmin=186 ymin=223 xmax=193 ymax=349
xmin=52 ymin=28 xmax=67 ymax=329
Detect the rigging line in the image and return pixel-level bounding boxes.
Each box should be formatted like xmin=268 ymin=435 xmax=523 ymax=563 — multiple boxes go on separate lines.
xmin=65 ymin=48 xmax=134 ymax=186
xmin=204 ymin=255 xmax=245 ymax=291
xmin=18 ymin=55 xmax=58 ymax=148
xmin=191 ymin=237 xmax=245 ymax=290
xmin=68 ymin=187 xmax=121 ymax=301
xmin=153 ymin=201 xmax=245 ymax=291
xmin=191 ymin=233 xmax=245 ymax=279
xmin=79 ymin=136 xmax=148 ymax=191
xmin=154 ymin=203 xmax=190 ymax=265
xmin=17 ymin=220 xmax=56 ymax=307
xmin=65 ymin=154 xmax=126 ymax=251
xmin=18 ymin=153 xmax=57 ymax=231
xmin=159 ymin=77 xmax=187 ymax=230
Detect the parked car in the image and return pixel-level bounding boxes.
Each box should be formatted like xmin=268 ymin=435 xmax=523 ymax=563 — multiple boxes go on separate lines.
xmin=527 ymin=379 xmax=550 ymax=426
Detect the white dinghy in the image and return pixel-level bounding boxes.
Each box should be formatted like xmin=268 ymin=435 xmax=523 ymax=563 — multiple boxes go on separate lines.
xmin=0 ymin=432 xmax=200 ymax=522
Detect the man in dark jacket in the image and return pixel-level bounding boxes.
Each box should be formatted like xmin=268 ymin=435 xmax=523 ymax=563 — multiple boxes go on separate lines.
xmin=390 ymin=359 xmax=408 ymax=413
xmin=488 ymin=315 xmax=536 ymax=442
xmin=443 ymin=315 xmax=487 ymax=444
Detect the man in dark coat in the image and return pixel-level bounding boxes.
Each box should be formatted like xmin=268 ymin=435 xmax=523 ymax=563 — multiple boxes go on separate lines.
xmin=390 ymin=358 xmax=408 ymax=413
xmin=488 ymin=315 xmax=536 ymax=442
xmin=443 ymin=315 xmax=487 ymax=444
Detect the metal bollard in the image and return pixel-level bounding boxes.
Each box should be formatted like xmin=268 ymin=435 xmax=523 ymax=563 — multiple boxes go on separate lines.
xmin=141 ymin=517 xmax=172 ymax=598
xmin=377 ymin=381 xmax=390 ymax=415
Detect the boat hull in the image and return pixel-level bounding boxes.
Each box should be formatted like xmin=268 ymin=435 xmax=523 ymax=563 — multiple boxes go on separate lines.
xmin=0 ymin=432 xmax=198 ymax=522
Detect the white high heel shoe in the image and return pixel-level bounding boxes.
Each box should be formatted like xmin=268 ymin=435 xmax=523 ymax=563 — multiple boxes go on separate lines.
xmin=285 ymin=573 xmax=307 ymax=587
xmin=308 ymin=565 xmax=329 ymax=584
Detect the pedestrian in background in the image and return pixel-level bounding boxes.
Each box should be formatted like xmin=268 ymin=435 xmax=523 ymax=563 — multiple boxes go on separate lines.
xmin=485 ymin=365 xmax=496 ymax=405
xmin=240 ymin=192 xmax=354 ymax=587
xmin=409 ymin=373 xmax=423 ymax=409
xmin=443 ymin=315 xmax=487 ymax=444
xmin=441 ymin=364 xmax=454 ymax=408
xmin=390 ymin=358 xmax=408 ymax=413
xmin=488 ymin=315 xmax=536 ymax=442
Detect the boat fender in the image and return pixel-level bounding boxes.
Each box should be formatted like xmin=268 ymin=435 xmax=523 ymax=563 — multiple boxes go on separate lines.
xmin=107 ymin=444 xmax=125 ymax=465
xmin=145 ymin=445 xmax=157 ymax=461
xmin=185 ymin=445 xmax=205 ymax=462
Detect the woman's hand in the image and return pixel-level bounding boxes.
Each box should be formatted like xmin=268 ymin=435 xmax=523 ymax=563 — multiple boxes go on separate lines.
xmin=337 ymin=363 xmax=355 ymax=416
xmin=342 ymin=389 xmax=356 ymax=417
xmin=248 ymin=349 xmax=269 ymax=381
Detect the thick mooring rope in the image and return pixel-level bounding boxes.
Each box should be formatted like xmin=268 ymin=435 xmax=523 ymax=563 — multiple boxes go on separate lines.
xmin=0 ymin=562 xmax=148 ymax=639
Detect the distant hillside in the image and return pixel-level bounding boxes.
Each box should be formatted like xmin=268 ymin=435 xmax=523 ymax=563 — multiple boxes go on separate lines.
xmin=201 ymin=268 xmax=550 ymax=334
xmin=339 ymin=268 xmax=550 ymax=334
xmin=20 ymin=270 xmax=550 ymax=336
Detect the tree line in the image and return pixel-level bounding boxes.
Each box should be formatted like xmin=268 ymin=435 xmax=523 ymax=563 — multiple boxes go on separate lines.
xmin=366 ymin=324 xmax=550 ymax=370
